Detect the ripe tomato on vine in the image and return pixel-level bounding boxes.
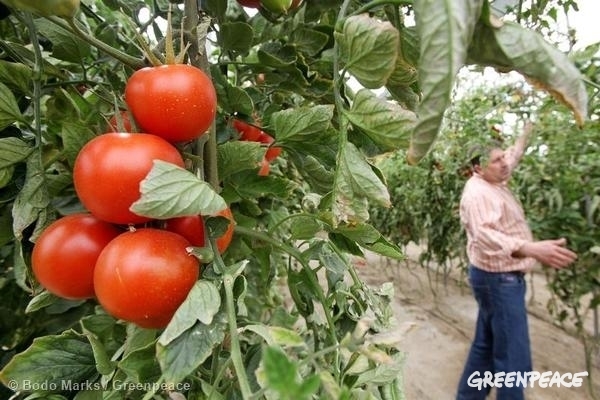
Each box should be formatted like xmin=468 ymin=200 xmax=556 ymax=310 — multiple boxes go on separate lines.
xmin=32 ymin=214 xmax=121 ymax=300
xmin=73 ymin=132 xmax=185 ymax=225
xmin=94 ymin=228 xmax=200 ymax=329
xmin=125 ymin=64 xmax=217 ymax=143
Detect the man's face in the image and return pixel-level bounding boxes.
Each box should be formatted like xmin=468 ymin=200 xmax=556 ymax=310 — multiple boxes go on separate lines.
xmin=476 ymin=148 xmax=509 ymax=184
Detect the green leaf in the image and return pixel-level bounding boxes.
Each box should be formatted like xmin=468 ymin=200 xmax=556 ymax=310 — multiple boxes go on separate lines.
xmin=222 ymin=85 xmax=255 ymax=116
xmin=25 ymin=291 xmax=60 ymax=313
xmin=227 ymin=170 xmax=296 ymax=199
xmin=34 ymin=19 xmax=92 ymax=63
xmin=290 ymin=215 xmax=324 ymax=240
xmin=158 ymin=281 xmax=222 ymax=346
xmin=0 ymin=81 xmax=23 ymax=130
xmin=0 ymin=60 xmax=32 ymax=94
xmin=0 ymin=330 xmax=97 ymax=391
xmin=345 ymin=89 xmax=416 ymax=151
xmin=333 ymin=142 xmax=390 ymax=226
xmin=220 ymin=22 xmax=254 ymax=53
xmin=130 ymin=160 xmax=227 ymax=219
xmin=157 ymin=315 xmax=226 ymax=383
xmin=271 ymin=105 xmax=334 ymax=143
xmin=12 ymin=156 xmax=50 ymax=240
xmin=0 ymin=137 xmax=34 ymax=169
xmin=334 ymin=222 xmax=405 ymax=260
xmin=291 ymin=27 xmax=330 ymax=57
xmin=81 ymin=326 xmax=115 ymax=376
xmin=218 ymin=141 xmax=265 ymax=180
xmin=257 ymin=42 xmax=297 ymax=68
xmin=336 ymin=14 xmax=399 ymax=89
xmin=408 ymin=0 xmax=485 ymax=164
xmin=242 ymin=325 xmax=305 ymax=348
xmin=467 ymin=21 xmax=588 ymax=126
xmin=119 ymin=340 xmax=161 ymax=384
xmin=61 ymin=123 xmax=97 ymax=167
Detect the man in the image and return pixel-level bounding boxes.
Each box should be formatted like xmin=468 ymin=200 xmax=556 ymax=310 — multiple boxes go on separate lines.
xmin=456 ymin=122 xmax=577 ymax=400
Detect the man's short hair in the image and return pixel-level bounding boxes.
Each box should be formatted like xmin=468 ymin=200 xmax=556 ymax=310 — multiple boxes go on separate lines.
xmin=467 ymin=138 xmax=503 ymax=167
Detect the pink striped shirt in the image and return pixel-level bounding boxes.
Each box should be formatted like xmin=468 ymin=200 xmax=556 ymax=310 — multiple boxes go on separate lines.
xmin=459 ymin=145 xmax=536 ymax=273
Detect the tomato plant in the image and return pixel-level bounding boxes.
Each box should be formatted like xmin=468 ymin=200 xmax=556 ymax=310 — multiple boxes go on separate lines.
xmin=93 ymin=228 xmax=200 ymax=329
xmin=73 ymin=132 xmax=185 ymax=225
xmin=31 ymin=214 xmax=121 ymax=300
xmin=125 ymin=64 xmax=217 ymax=143
xmin=0 ymin=1 xmax=593 ymax=399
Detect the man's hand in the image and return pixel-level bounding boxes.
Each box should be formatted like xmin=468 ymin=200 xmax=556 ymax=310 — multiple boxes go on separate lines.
xmin=517 ymin=238 xmax=577 ymax=269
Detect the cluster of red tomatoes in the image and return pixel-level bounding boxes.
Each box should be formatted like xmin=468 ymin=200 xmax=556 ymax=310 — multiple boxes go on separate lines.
xmin=31 ymin=63 xmax=234 ymax=329
xmin=232 ymin=118 xmax=282 ymax=176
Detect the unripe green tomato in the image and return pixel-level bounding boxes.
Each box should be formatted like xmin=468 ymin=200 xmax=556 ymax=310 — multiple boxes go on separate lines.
xmin=260 ymin=0 xmax=292 ymax=14
xmin=0 ymin=0 xmax=80 ymax=18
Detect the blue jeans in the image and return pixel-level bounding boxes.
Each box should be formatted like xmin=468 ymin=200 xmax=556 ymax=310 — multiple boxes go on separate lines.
xmin=456 ymin=265 xmax=532 ymax=400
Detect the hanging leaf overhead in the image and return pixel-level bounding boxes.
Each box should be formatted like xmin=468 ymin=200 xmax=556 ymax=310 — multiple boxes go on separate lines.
xmin=466 ymin=21 xmax=589 ymax=126
xmin=408 ymin=0 xmax=485 ymax=165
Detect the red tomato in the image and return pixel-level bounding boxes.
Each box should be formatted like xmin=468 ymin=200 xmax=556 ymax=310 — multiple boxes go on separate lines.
xmin=164 ymin=215 xmax=206 ymax=247
xmin=124 ymin=64 xmax=217 ymax=143
xmin=237 ymin=0 xmax=261 ymax=7
xmin=215 ymin=207 xmax=235 ymax=254
xmin=32 ymin=214 xmax=121 ymax=300
xmin=166 ymin=211 xmax=234 ymax=254
xmin=257 ymin=131 xmax=282 ymax=161
xmin=232 ymin=118 xmax=263 ymax=142
xmin=73 ymin=133 xmax=185 ymax=225
xmin=94 ymin=228 xmax=200 ymax=329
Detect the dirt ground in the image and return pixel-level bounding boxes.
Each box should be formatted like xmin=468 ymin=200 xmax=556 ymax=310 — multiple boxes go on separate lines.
xmin=356 ymin=243 xmax=600 ymax=400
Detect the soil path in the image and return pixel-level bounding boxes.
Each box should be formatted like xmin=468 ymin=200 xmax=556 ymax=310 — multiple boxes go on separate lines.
xmin=356 ymin=244 xmax=600 ymax=400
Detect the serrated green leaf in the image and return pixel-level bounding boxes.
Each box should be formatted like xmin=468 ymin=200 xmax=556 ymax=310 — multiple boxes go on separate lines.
xmin=220 ymin=21 xmax=254 ymax=53
xmin=0 ymin=330 xmax=96 ymax=391
xmin=271 ymin=105 xmax=334 ymax=143
xmin=0 ymin=137 xmax=34 ymax=169
xmin=336 ymin=14 xmax=399 ymax=89
xmin=333 ymin=143 xmax=390 ymax=226
xmin=345 ymin=89 xmax=416 ymax=151
xmin=467 ymin=21 xmax=588 ymax=126
xmin=218 ymin=141 xmax=265 ymax=180
xmin=242 ymin=325 xmax=305 ymax=348
xmin=0 ymin=81 xmax=23 ymax=130
xmin=408 ymin=0 xmax=485 ymax=164
xmin=157 ymin=315 xmax=226 ymax=384
xmin=228 ymin=170 xmax=296 ymax=199
xmin=130 ymin=160 xmax=227 ymax=219
xmin=159 ymin=281 xmax=221 ymax=346
xmin=34 ymin=19 xmax=91 ymax=63
xmin=334 ymin=222 xmax=404 ymax=260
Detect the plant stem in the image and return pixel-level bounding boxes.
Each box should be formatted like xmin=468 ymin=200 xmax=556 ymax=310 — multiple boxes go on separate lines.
xmin=46 ymin=15 xmax=145 ymax=70
xmin=234 ymin=226 xmax=341 ymax=369
xmin=223 ymin=272 xmax=253 ymax=399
